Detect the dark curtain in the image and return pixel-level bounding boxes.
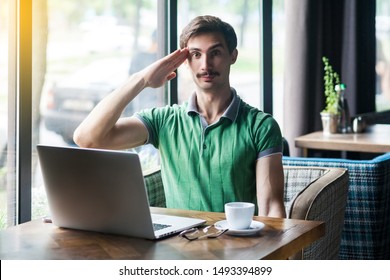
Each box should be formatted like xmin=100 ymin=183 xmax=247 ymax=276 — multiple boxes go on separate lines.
xmin=283 ymin=0 xmax=376 ymax=156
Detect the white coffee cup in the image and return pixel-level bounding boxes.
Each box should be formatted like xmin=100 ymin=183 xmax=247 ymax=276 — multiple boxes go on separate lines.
xmin=225 ymin=202 xmax=255 ymax=230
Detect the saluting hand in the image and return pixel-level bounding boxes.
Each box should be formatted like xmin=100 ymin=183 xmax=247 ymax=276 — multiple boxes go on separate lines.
xmin=140 ymin=48 xmax=189 ymax=89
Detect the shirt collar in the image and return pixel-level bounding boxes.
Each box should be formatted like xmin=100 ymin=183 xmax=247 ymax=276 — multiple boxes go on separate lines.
xmin=187 ymin=88 xmax=240 ymax=122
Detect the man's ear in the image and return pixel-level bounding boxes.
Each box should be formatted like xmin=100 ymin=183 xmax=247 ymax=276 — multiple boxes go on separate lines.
xmin=231 ymin=49 xmax=238 ymax=64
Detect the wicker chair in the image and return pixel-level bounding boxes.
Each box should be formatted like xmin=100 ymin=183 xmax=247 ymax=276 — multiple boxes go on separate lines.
xmin=143 ymin=165 xmax=349 ymax=260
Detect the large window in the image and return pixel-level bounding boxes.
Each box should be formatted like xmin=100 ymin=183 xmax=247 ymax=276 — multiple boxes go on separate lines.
xmin=30 ymin=1 xmax=162 ymax=222
xmin=0 ymin=0 xmax=19 ymax=229
xmin=376 ymin=0 xmax=390 ymax=111
xmin=0 ymin=0 xmax=11 ymax=229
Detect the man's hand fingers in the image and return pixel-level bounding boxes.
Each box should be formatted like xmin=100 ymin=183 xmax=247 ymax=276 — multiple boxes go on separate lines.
xmin=163 ymin=48 xmax=189 ymax=71
xmin=142 ymin=48 xmax=188 ymax=88
xmin=166 ymin=72 xmax=177 ymax=81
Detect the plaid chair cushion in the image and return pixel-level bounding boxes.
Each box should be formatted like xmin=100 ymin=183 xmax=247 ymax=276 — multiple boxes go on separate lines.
xmin=284 ymin=168 xmax=325 ymax=215
xmin=143 ymin=167 xmax=166 ymax=208
xmin=283 ymin=152 xmax=390 ymax=260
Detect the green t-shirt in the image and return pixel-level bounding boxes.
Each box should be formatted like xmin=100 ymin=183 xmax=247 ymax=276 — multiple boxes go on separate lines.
xmin=136 ymin=89 xmax=282 ymax=212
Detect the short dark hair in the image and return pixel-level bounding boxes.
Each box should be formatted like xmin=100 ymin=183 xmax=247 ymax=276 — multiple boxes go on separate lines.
xmin=179 ymin=15 xmax=237 ymax=54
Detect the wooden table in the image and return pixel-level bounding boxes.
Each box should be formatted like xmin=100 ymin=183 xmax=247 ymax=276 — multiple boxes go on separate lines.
xmin=295 ymin=124 xmax=390 ymax=157
xmin=0 ymin=207 xmax=324 ymax=260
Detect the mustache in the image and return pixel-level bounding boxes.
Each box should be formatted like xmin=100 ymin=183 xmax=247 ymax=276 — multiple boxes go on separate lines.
xmin=196 ymin=71 xmax=220 ymax=78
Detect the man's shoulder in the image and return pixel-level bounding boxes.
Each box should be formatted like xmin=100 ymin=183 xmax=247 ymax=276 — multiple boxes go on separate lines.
xmin=235 ymin=97 xmax=281 ymax=136
xmin=237 ymin=98 xmax=273 ymax=121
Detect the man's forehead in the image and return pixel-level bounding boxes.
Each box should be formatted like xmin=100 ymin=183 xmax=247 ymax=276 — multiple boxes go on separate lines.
xmin=187 ymin=32 xmax=228 ymax=50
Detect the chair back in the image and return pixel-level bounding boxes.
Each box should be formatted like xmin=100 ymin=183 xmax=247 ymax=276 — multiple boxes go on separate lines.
xmin=143 ymin=167 xmax=166 ymax=207
xmin=283 ymin=166 xmax=349 ymax=260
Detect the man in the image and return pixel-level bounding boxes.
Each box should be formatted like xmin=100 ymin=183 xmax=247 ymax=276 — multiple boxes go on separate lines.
xmin=74 ymin=15 xmax=286 ymax=218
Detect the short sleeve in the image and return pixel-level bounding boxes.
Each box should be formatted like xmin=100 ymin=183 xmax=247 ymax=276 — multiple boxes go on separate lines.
xmin=253 ymin=114 xmax=283 ymax=158
xmin=135 ymin=105 xmax=181 ymax=148
xmin=135 ymin=107 xmax=165 ymax=148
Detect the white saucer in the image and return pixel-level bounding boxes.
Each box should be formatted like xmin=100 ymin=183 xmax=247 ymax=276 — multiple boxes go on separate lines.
xmin=214 ymin=220 xmax=265 ymax=236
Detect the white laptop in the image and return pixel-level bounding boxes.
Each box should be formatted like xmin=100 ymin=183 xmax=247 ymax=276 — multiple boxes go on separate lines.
xmin=36 ymin=145 xmax=206 ymax=239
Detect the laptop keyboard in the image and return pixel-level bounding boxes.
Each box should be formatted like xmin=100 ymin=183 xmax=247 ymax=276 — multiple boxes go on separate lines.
xmin=153 ymin=223 xmax=172 ymax=231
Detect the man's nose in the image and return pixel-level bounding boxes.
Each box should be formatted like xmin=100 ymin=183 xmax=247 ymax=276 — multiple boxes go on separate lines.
xmin=200 ymin=54 xmax=212 ymax=70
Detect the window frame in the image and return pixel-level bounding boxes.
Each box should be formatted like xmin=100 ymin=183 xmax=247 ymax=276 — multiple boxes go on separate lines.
xmin=8 ymin=0 xmax=33 ymax=225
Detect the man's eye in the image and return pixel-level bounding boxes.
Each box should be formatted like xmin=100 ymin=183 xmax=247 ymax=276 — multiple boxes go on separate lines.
xmin=190 ymin=52 xmax=201 ymax=58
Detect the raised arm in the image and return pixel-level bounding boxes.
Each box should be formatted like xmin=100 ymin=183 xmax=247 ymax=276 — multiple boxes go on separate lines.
xmin=73 ymin=48 xmax=189 ymax=150
xmin=256 ymin=154 xmax=286 ymax=218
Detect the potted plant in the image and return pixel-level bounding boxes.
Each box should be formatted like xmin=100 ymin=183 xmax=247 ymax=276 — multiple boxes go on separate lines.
xmin=321 ymin=56 xmax=341 ymax=134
